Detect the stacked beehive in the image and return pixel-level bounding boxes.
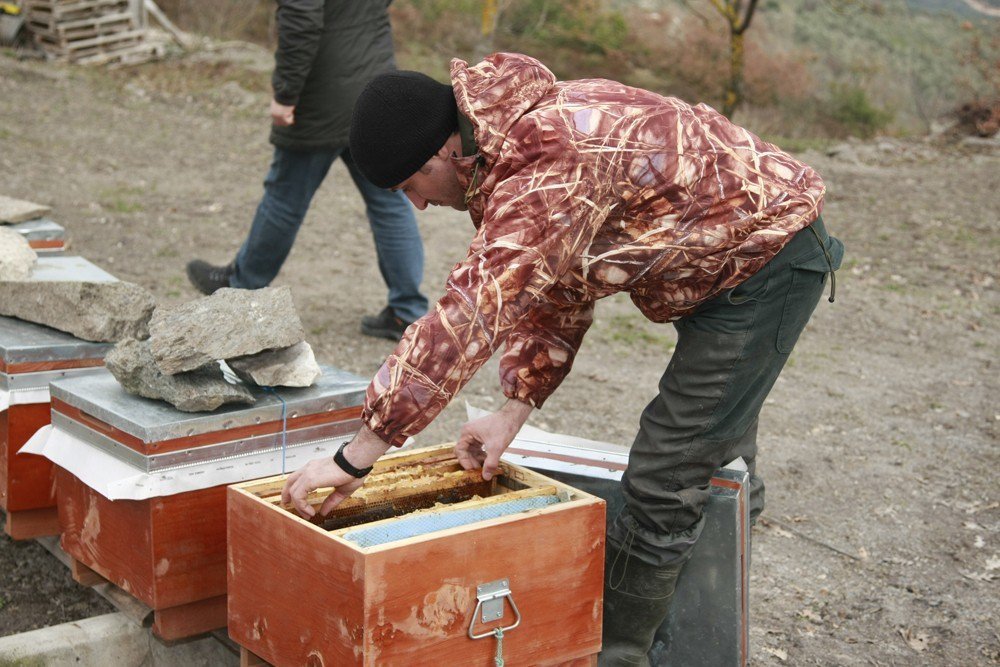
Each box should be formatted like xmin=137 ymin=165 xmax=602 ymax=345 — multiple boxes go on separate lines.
xmin=22 ymin=0 xmax=164 ymax=65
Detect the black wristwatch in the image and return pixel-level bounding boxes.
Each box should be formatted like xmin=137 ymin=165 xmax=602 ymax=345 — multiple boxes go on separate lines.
xmin=334 ymin=442 xmax=373 ymax=478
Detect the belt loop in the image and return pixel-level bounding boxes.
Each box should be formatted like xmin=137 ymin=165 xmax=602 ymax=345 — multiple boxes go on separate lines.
xmin=807 ymin=224 xmax=837 ymax=303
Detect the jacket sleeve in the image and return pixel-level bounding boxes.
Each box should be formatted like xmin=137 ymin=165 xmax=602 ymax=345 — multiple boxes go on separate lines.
xmin=271 ymin=0 xmax=325 ymax=106
xmin=498 ymin=300 xmax=594 ymax=408
xmin=362 ymin=145 xmax=612 ymax=446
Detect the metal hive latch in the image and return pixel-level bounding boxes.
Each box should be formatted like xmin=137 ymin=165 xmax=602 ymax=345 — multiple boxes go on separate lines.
xmin=469 ymin=578 xmax=522 ymax=640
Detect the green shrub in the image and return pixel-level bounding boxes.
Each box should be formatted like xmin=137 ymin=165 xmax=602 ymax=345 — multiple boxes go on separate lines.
xmin=827 ymin=84 xmax=893 ymax=138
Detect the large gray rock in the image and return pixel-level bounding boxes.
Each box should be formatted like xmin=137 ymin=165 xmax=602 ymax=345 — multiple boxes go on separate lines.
xmin=0 ymin=280 xmax=155 ymax=342
xmin=149 ymin=287 xmax=304 ymax=375
xmin=227 ymin=341 xmax=321 ymax=388
xmin=0 ymin=195 xmax=51 ymax=224
xmin=106 ymin=338 xmax=255 ymax=412
xmin=0 ymin=227 xmax=37 ymax=280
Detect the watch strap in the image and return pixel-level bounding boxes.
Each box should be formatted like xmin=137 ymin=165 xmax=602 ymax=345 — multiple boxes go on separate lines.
xmin=334 ymin=442 xmax=373 ymax=478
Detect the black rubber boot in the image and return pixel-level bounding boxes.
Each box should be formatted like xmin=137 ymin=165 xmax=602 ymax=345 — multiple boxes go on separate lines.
xmin=186 ymin=259 xmax=235 ymax=295
xmin=599 ymin=546 xmax=684 ymax=667
xmin=360 ymin=306 xmax=411 ymax=341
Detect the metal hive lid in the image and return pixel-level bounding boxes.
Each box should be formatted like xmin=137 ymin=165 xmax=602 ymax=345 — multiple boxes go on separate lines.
xmin=49 ymin=365 xmax=368 ymax=444
xmin=26 ymin=255 xmax=117 ymax=282
xmin=8 ymin=218 xmax=65 ymax=242
xmin=0 ymin=316 xmax=111 ymax=365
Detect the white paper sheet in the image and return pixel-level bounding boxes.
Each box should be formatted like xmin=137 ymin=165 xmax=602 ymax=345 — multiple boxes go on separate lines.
xmin=466 ymin=403 xmax=630 ymax=481
xmin=0 ymin=387 xmax=50 ymax=412
xmin=20 ymin=423 xmax=352 ymax=501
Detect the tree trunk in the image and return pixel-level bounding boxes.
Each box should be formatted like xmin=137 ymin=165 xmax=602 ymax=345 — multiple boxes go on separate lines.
xmin=722 ymin=29 xmax=745 ymax=118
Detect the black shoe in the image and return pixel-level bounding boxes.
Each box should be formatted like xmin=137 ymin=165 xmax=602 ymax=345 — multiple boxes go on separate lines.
xmin=360 ymin=306 xmax=411 ymax=341
xmin=186 ymin=260 xmax=234 ymax=295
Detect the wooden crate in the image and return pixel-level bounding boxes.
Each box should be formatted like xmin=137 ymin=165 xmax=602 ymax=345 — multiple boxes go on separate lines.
xmin=57 ymin=467 xmax=230 ymax=640
xmin=1 ymin=402 xmax=59 ymax=539
xmin=1 ymin=314 xmax=108 ymax=540
xmin=49 ymin=368 xmax=366 ymax=641
xmin=228 ymin=444 xmax=606 ymax=666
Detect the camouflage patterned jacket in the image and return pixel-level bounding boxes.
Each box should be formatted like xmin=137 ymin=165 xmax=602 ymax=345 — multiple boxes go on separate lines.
xmin=363 ymin=53 xmax=826 ymax=446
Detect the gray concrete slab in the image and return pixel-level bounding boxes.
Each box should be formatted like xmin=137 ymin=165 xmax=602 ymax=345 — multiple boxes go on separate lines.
xmin=0 ymin=613 xmax=239 ymax=666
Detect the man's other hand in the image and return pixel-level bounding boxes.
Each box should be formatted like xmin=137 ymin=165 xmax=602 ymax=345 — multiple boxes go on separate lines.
xmin=455 ymin=399 xmax=533 ymax=481
xmin=270 ymin=99 xmax=295 ymax=126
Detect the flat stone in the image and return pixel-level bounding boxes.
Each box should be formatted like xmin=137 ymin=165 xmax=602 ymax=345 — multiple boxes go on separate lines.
xmin=0 ymin=194 xmax=51 ymax=223
xmin=148 ymin=287 xmax=304 ymax=375
xmin=227 ymin=341 xmax=322 ymax=388
xmin=0 ymin=227 xmax=37 ymax=280
xmin=0 ymin=280 xmax=155 ymax=342
xmin=106 ymin=338 xmax=255 ymax=412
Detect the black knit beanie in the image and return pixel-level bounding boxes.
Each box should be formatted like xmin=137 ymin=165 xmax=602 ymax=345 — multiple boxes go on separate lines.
xmin=349 ymin=71 xmax=458 ymax=189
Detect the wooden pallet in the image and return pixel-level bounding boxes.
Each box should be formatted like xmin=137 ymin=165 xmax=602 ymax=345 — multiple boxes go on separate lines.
xmin=23 ymin=0 xmax=129 ymax=22
xmin=23 ymin=0 xmax=157 ymax=64
xmin=73 ymin=38 xmax=165 ymax=67
xmin=28 ymin=11 xmax=135 ymax=42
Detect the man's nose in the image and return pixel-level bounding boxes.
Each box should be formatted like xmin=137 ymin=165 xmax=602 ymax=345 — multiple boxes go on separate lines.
xmin=406 ymin=191 xmax=428 ymax=210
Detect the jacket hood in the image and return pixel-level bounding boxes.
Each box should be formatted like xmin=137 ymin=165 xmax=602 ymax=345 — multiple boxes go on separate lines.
xmin=450 ymin=53 xmax=557 ymax=165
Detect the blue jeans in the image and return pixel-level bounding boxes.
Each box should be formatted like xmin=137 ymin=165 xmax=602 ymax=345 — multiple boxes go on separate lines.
xmin=232 ymin=146 xmax=428 ymax=323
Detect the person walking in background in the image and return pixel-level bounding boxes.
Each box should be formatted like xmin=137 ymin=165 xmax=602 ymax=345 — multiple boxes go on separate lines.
xmin=186 ymin=0 xmax=427 ymax=341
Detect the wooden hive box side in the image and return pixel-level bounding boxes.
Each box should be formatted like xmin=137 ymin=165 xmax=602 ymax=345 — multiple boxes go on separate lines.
xmin=57 ymin=467 xmax=157 ymax=604
xmin=2 ymin=402 xmax=55 ymax=511
xmin=358 ymin=472 xmax=606 ymax=666
xmin=149 ymin=484 xmax=228 ymax=609
xmin=228 ymin=483 xmax=368 ymax=667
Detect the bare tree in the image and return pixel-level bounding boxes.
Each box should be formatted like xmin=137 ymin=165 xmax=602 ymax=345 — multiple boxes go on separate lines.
xmin=707 ymin=0 xmax=760 ymax=117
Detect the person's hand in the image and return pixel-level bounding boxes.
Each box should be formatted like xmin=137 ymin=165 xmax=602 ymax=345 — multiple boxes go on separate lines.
xmin=270 ymin=98 xmax=295 ymax=126
xmin=281 ymin=427 xmax=390 ymax=518
xmin=455 ymin=399 xmax=533 ymax=481
xmin=281 ymin=456 xmax=364 ymax=519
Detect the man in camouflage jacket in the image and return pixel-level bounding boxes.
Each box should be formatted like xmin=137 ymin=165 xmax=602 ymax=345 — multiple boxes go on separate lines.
xmin=284 ymin=53 xmax=844 ymax=664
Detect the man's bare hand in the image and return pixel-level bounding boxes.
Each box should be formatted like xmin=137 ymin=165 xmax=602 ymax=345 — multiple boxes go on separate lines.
xmin=280 ymin=427 xmax=391 ymax=518
xmin=281 ymin=456 xmax=363 ymax=518
xmin=270 ymin=99 xmax=295 ymax=126
xmin=455 ymin=399 xmax=533 ymax=481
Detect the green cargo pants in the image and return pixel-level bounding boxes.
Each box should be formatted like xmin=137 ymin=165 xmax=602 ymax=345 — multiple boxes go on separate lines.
xmin=608 ymin=217 xmax=844 ymax=567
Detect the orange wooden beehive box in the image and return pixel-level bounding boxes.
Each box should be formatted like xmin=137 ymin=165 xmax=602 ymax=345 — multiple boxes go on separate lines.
xmin=8 ymin=218 xmax=68 ymax=254
xmin=0 ymin=314 xmax=108 ymax=540
xmin=228 ymin=444 xmax=606 ymax=666
xmin=35 ymin=366 xmax=367 ymax=640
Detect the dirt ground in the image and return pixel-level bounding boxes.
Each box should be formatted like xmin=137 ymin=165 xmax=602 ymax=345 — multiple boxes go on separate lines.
xmin=1 ymin=46 xmax=998 ymax=665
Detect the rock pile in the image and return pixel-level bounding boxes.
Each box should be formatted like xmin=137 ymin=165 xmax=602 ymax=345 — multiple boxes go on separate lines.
xmin=148 ymin=287 xmax=305 ymax=374
xmin=106 ymin=286 xmax=322 ymax=412
xmin=106 ymin=339 xmax=255 ymax=412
